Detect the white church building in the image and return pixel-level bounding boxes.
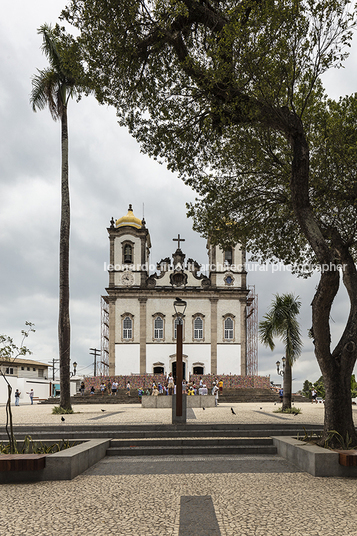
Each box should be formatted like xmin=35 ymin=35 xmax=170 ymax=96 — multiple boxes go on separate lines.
xmin=105 ymin=205 xmax=250 ymax=380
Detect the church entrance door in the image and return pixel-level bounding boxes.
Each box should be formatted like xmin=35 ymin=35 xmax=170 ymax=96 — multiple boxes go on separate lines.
xmin=172 ymin=361 xmax=186 ymax=382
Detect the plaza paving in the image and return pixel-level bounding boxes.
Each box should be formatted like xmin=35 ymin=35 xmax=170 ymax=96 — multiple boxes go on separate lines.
xmin=1 ymin=402 xmax=357 ymax=536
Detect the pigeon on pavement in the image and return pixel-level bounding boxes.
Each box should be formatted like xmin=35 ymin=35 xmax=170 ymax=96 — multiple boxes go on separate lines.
xmin=231 ymin=407 xmax=236 ymax=415
xmin=61 ymin=416 xmax=65 ymax=422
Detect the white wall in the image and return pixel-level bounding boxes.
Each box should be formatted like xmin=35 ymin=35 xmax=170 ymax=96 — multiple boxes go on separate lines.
xmin=146 ymin=343 xmax=211 ymax=378
xmin=217 ymin=344 xmax=241 ymax=375
xmin=183 ymin=344 xmax=211 ymax=376
xmin=0 ymin=375 xmax=51 ymax=405
xmin=115 ymin=343 xmax=140 ymax=374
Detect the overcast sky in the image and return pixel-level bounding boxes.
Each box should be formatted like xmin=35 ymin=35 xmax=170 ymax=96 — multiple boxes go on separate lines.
xmin=1 ymin=0 xmax=356 ymax=389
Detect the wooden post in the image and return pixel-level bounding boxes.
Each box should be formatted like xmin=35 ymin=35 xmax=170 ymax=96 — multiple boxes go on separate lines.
xmin=176 ymin=320 xmax=183 ymax=417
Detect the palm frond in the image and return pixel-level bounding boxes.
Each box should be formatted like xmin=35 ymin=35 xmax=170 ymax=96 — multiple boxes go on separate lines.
xmin=30 ymin=68 xmax=61 ymax=121
xmin=259 ymin=293 xmax=302 ymax=362
xmin=38 ymin=24 xmax=63 ymax=75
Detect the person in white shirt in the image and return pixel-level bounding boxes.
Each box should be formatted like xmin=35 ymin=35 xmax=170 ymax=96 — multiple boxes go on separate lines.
xmin=111 ymin=381 xmax=118 ymax=395
xmin=212 ymin=384 xmax=219 ymax=406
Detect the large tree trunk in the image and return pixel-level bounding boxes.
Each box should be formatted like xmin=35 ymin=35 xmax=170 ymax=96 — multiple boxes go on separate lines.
xmin=312 ymin=261 xmax=357 ymax=446
xmin=59 ymin=105 xmax=71 ymax=411
xmin=288 ymin=119 xmax=357 ymax=447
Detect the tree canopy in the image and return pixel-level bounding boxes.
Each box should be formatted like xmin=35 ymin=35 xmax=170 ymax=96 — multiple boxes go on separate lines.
xmin=61 ymin=0 xmax=357 ymax=443
xmin=62 ymin=0 xmax=357 ymax=264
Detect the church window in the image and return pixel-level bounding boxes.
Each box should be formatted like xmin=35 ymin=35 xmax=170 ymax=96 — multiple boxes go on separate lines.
xmin=194 ymin=316 xmax=203 ymax=340
xmin=154 ymin=316 xmax=164 ymax=340
xmin=224 ymin=248 xmax=233 ymax=265
xmin=123 ymin=316 xmax=133 ymax=339
xmin=123 ymin=244 xmax=133 ymax=264
xmin=224 ymin=317 xmax=234 ymax=339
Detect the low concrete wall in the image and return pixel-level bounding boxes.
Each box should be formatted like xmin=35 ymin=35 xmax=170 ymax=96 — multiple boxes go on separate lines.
xmin=272 ymin=436 xmax=357 ymax=477
xmin=0 ymin=438 xmax=110 ymax=483
xmin=142 ymin=395 xmax=215 ymax=408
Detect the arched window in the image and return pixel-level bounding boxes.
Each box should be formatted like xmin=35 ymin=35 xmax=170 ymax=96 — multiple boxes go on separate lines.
xmin=123 ymin=244 xmax=133 ymax=264
xmin=154 ymin=316 xmax=164 ymax=339
xmin=123 ymin=316 xmax=132 ymax=339
xmin=224 ymin=316 xmax=234 ymax=340
xmin=194 ymin=316 xmax=203 ymax=340
xmin=224 ymin=248 xmax=233 ymax=265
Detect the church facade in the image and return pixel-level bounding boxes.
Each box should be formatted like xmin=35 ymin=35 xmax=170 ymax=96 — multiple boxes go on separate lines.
xmin=105 ymin=205 xmax=250 ymax=379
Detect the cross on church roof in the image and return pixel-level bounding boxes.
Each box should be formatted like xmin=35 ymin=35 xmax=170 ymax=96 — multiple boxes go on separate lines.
xmin=173 ymin=234 xmax=185 ymax=249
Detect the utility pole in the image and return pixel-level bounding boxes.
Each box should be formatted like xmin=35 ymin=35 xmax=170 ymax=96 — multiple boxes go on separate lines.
xmin=48 ymin=358 xmax=60 ymax=381
xmin=89 ymin=348 xmax=101 ymax=377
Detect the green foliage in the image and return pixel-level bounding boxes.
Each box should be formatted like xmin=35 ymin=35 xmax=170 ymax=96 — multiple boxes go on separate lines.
xmin=324 ymin=430 xmax=357 ymax=450
xmin=351 ymin=374 xmax=357 ymax=398
xmin=302 ymin=379 xmax=313 ymax=398
xmin=274 ymin=407 xmax=302 ymax=415
xmin=61 ymin=0 xmax=357 ymax=266
xmin=52 ymin=406 xmax=74 ymax=414
xmin=0 ymin=322 xmax=35 ymax=361
xmin=313 ymin=376 xmax=325 ymax=398
xmin=259 ymin=293 xmax=302 ymax=364
xmin=298 ymin=427 xmax=322 ymax=442
xmin=0 ymin=436 xmax=77 ymax=454
xmin=30 ymin=23 xmax=88 ymax=120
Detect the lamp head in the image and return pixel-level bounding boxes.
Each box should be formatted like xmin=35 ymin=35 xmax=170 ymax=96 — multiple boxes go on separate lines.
xmin=174 ymin=297 xmax=187 ymax=317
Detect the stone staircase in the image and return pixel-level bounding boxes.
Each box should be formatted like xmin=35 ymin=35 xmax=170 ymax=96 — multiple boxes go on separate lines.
xmin=1 ymin=423 xmax=323 ymax=457
xmin=41 ymin=389 xmax=309 ymax=405
xmin=106 ymin=436 xmax=277 ymax=456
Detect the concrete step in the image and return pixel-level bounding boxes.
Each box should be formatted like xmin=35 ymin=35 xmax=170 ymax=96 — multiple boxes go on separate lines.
xmin=106 ymin=443 xmax=278 ymax=457
xmin=0 ymin=423 xmax=323 ymax=441
xmin=109 ymin=437 xmax=274 ymax=448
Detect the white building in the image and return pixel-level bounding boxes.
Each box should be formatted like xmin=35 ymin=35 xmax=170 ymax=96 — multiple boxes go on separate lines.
xmin=105 ymin=205 xmax=250 ymax=380
xmin=0 ymin=358 xmax=51 ymax=404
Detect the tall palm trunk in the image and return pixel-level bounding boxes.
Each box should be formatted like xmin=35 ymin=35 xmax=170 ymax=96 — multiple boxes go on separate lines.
xmin=59 ymin=105 xmax=71 ymax=410
xmin=282 ymin=359 xmax=292 ymax=411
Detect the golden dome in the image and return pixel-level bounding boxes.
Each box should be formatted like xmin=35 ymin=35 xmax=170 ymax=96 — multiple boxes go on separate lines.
xmin=115 ymin=204 xmax=142 ymax=229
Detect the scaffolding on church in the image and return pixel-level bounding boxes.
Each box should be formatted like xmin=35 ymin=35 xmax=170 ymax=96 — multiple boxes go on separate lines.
xmin=246 ymin=285 xmax=258 ymax=376
xmin=99 ymin=296 xmax=110 ymax=376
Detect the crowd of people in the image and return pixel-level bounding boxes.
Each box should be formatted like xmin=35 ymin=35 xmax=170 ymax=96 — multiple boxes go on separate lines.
xmin=81 ymin=375 xmax=224 ymax=404
xmin=136 ymin=375 xmax=223 ymax=405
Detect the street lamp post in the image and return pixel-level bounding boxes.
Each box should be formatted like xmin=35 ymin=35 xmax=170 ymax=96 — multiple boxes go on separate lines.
xmin=276 ymin=356 xmax=292 ymax=410
xmin=276 ymin=357 xmax=286 ymax=377
xmin=173 ymin=298 xmax=187 ymax=422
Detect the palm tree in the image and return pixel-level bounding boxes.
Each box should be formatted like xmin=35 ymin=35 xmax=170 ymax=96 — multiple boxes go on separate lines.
xmin=259 ymin=293 xmax=302 ymax=410
xmin=30 ymin=24 xmax=84 ymax=410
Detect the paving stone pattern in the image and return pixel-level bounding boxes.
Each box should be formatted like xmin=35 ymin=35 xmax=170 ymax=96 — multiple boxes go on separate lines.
xmin=1 ymin=403 xmax=357 ymax=536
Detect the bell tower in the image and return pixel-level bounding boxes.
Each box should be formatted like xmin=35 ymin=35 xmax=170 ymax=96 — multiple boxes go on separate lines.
xmin=207 ymin=241 xmax=247 ymax=289
xmin=107 ymin=204 xmax=151 ymax=289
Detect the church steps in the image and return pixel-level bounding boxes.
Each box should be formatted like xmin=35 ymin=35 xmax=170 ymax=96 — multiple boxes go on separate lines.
xmin=109 ymin=437 xmax=274 ymax=447
xmin=42 ymin=388 xmax=301 ymax=404
xmin=106 ymin=443 xmax=278 ymax=457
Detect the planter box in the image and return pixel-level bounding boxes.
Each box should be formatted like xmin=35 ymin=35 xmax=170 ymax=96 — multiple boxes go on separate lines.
xmin=0 ymin=454 xmax=46 ymax=472
xmin=272 ymin=436 xmax=357 ymax=477
xmin=142 ymin=394 xmax=215 ymax=408
xmin=0 ymin=438 xmax=110 ymax=483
